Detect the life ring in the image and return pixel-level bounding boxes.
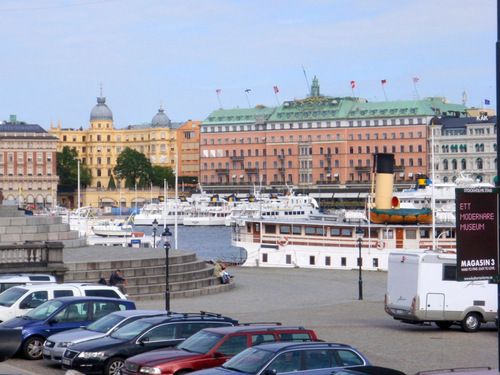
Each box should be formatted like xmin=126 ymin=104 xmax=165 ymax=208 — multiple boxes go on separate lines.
xmin=376 ymin=241 xmax=385 ymax=250
xmin=278 ymin=237 xmax=289 ymax=246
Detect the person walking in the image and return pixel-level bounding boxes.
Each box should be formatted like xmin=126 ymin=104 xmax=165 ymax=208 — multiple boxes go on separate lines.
xmin=109 ymin=269 xmax=128 ymax=296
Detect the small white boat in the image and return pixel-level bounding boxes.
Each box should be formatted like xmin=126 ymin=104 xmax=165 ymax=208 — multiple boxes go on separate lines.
xmin=86 ymin=231 xmax=155 ymax=247
xmin=91 ymin=217 xmax=133 ymax=237
xmin=133 ymin=199 xmax=192 ymax=226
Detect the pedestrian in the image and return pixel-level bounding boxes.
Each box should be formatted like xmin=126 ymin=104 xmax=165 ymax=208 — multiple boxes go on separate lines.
xmin=213 ymin=260 xmax=224 ymax=284
xmin=109 ymin=269 xmax=128 ymax=296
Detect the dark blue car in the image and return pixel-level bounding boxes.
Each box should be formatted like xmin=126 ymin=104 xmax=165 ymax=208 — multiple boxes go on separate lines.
xmin=0 ymin=296 xmax=135 ymax=360
xmin=190 ymin=342 xmax=371 ymax=375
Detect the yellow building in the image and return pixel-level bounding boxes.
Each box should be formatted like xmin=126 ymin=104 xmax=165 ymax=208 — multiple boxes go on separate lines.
xmin=49 ymin=95 xmax=184 ymax=209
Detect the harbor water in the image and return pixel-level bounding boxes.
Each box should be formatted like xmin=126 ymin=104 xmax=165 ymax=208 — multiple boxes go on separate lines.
xmin=136 ymin=224 xmax=246 ymax=264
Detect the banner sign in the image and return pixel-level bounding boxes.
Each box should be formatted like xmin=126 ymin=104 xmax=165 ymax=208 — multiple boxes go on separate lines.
xmin=456 ymin=188 xmax=499 ymax=281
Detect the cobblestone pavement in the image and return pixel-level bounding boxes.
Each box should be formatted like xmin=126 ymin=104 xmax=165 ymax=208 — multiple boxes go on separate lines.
xmin=1 ymin=266 xmax=498 ymax=375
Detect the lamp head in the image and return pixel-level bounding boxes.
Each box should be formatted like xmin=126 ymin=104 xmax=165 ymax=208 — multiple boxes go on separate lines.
xmin=161 ymin=226 xmax=172 ymax=244
xmin=355 ymin=226 xmax=365 ymax=241
xmin=152 ymin=218 xmax=158 ymax=230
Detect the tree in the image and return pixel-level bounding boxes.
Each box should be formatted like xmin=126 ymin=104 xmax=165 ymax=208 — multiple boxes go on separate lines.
xmin=56 ymin=146 xmax=92 ymax=189
xmin=113 ymin=147 xmax=153 ymax=188
xmin=151 ymin=165 xmax=175 ymax=187
xmin=108 ymin=175 xmax=116 ymax=189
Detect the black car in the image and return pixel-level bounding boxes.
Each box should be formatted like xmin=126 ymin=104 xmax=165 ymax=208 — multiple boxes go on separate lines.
xmin=61 ymin=311 xmax=238 ymax=375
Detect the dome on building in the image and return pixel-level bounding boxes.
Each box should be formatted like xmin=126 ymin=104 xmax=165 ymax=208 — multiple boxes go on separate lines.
xmin=151 ymin=106 xmax=171 ymax=127
xmin=90 ymin=97 xmax=113 ymax=121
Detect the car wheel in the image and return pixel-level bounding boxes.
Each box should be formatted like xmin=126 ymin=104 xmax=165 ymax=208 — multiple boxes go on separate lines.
xmin=105 ymin=356 xmax=124 ymax=375
xmin=22 ymin=336 xmax=44 ymax=360
xmin=435 ymin=321 xmax=453 ymax=330
xmin=461 ymin=313 xmax=481 ymax=332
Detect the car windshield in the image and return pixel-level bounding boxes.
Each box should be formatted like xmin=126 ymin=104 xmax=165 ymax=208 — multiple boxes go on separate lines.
xmin=222 ymin=347 xmax=275 ymax=374
xmin=177 ymin=330 xmax=224 ymax=354
xmin=0 ymin=287 xmax=27 ymax=307
xmin=24 ymin=300 xmax=64 ymax=321
xmin=110 ymin=319 xmax=155 ymax=340
xmin=85 ymin=314 xmax=124 ymax=333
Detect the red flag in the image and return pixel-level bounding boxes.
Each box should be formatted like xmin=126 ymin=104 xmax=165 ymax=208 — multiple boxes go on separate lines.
xmin=216 ymin=89 xmax=221 ymax=95
xmin=381 ymin=79 xmax=387 ymax=85
xmin=273 ymin=86 xmax=279 ymax=93
xmin=350 ymin=81 xmax=356 ymax=89
xmin=413 ymin=77 xmax=419 ymax=83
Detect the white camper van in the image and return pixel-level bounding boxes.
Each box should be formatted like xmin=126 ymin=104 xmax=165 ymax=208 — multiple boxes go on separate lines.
xmin=384 ymin=251 xmax=497 ymax=332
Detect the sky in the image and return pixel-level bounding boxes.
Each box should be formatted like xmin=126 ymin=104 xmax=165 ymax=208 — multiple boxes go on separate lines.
xmin=0 ymin=0 xmax=496 ymax=130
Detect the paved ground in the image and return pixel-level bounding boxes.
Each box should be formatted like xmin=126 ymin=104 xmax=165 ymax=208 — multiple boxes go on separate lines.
xmin=0 ymin=266 xmax=498 ymax=375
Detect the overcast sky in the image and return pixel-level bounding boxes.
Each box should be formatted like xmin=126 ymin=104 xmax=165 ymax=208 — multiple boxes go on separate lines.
xmin=0 ymin=0 xmax=496 ymax=129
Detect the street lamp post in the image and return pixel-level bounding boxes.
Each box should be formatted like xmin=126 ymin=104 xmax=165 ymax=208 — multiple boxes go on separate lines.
xmin=161 ymin=226 xmax=172 ymax=311
xmin=152 ymin=219 xmax=158 ymax=248
xmin=355 ymin=225 xmax=365 ymax=301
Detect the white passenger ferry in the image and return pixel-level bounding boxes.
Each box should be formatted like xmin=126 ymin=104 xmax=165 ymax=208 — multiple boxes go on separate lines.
xmin=232 ymin=153 xmax=457 ymax=271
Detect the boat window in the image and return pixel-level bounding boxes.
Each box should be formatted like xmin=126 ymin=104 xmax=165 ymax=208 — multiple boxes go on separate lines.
xmin=419 ymin=229 xmax=430 ymax=238
xmin=305 ymin=227 xmax=316 ymax=235
xmin=382 ymin=230 xmax=393 ymax=239
xmin=292 ymin=226 xmax=301 ymax=235
xmin=406 ymin=230 xmax=417 ymax=239
xmin=316 ymin=227 xmax=325 ymax=236
xmin=280 ymin=225 xmax=291 ymax=234
xmin=330 ymin=228 xmax=341 ymax=236
xmin=264 ymin=224 xmax=277 ymax=234
xmin=368 ymin=229 xmax=377 ymax=238
xmin=342 ymin=228 xmax=352 ymax=237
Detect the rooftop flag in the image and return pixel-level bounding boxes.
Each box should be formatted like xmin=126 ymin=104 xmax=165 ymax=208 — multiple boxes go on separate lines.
xmin=273 ymin=86 xmax=279 ymax=93
xmin=216 ymin=89 xmax=221 ymax=95
xmin=413 ymin=77 xmax=419 ymax=83
xmin=245 ymin=88 xmax=251 ymax=93
xmin=381 ymin=79 xmax=387 ymax=85
xmin=350 ymin=81 xmax=356 ymax=89
xmin=485 ymin=99 xmax=491 ymax=105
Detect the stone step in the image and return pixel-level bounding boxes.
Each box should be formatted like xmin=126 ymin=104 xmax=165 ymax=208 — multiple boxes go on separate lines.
xmin=129 ymin=282 xmax=236 ymax=301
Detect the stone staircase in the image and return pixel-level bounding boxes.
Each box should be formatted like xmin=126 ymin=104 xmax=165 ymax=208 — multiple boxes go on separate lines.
xmin=63 ymin=249 xmax=235 ymax=301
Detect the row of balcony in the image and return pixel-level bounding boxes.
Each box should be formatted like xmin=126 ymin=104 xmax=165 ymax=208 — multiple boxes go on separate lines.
xmin=216 ymin=165 xmax=406 ymax=174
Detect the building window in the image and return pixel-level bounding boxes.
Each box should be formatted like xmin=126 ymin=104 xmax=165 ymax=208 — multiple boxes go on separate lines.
xmin=309 ymin=256 xmax=315 ymax=265
xmin=325 ymin=256 xmax=331 ymax=266
xmin=341 ymin=257 xmax=346 ymax=266
xmin=286 ymin=254 xmax=291 ymax=264
xmin=262 ymin=253 xmax=268 ymax=263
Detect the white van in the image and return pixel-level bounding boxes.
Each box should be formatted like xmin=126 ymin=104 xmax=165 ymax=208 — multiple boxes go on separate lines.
xmin=0 ymin=283 xmax=127 ymax=323
xmin=384 ymin=251 xmax=497 ymax=332
xmin=0 ymin=274 xmax=57 ymax=293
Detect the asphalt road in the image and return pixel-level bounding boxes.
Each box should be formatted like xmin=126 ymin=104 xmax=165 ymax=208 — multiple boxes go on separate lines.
xmin=1 ymin=266 xmax=498 ymax=375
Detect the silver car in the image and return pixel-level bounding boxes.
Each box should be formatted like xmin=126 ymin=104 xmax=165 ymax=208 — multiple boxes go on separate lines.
xmin=42 ymin=309 xmax=168 ymax=363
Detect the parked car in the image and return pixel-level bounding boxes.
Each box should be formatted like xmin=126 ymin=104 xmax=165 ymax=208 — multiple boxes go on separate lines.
xmin=190 ymin=342 xmax=371 ymax=375
xmin=122 ymin=324 xmax=318 ymax=375
xmin=0 ymin=274 xmax=56 ymax=293
xmin=43 ymin=309 xmax=170 ymax=363
xmin=0 ymin=282 xmax=127 ymax=323
xmin=414 ymin=368 xmax=496 ymax=375
xmin=61 ymin=311 xmax=238 ymax=375
xmin=0 ymin=296 xmax=136 ymax=360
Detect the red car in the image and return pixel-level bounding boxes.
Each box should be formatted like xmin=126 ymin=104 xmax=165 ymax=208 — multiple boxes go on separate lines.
xmin=122 ymin=324 xmax=317 ymax=375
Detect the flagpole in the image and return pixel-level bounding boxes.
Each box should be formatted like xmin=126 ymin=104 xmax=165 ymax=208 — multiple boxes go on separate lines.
xmin=413 ymin=79 xmax=420 ymax=100
xmin=245 ymin=90 xmax=252 ymax=108
xmin=216 ymin=90 xmax=223 ymax=109
xmin=302 ymin=65 xmax=311 ymax=92
xmin=273 ymin=86 xmax=280 ymax=106
xmin=381 ymin=80 xmax=388 ymax=101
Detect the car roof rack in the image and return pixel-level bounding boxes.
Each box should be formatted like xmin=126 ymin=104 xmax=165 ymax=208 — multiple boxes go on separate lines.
xmin=415 ymin=367 xmax=492 ymax=375
xmin=240 ymin=322 xmax=282 ymax=326
xmin=275 ymin=342 xmax=353 ymax=351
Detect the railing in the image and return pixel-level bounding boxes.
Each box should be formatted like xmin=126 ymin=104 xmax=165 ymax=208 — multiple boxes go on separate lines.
xmin=0 ymin=242 xmax=64 ymax=268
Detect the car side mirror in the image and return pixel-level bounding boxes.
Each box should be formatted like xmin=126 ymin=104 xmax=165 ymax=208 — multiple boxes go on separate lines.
xmin=48 ymin=318 xmax=59 ymax=325
xmin=139 ymin=337 xmax=149 ymax=345
xmin=265 ymin=370 xmax=277 ymax=375
xmin=212 ymin=351 xmax=224 ymax=358
xmin=19 ymin=302 xmax=29 ymax=309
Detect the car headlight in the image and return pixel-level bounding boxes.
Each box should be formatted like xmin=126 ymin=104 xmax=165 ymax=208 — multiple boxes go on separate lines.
xmin=59 ymin=342 xmax=74 ymax=348
xmin=77 ymin=351 xmax=106 ymax=359
xmin=140 ymin=367 xmax=162 ymax=374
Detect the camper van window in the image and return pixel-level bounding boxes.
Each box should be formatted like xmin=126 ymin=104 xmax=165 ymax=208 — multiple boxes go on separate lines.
xmin=443 ymin=265 xmax=457 ymax=281
xmin=406 ymin=230 xmax=417 ymax=239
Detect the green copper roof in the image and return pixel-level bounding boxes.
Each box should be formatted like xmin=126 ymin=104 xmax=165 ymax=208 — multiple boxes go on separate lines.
xmin=201 ymin=78 xmax=470 ymax=126
xmin=202 ymin=106 xmax=275 ymax=126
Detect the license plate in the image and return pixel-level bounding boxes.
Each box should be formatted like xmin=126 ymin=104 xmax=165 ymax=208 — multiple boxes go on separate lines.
xmin=394 ymin=309 xmax=404 ymax=314
xmin=62 ymin=358 xmax=72 ymax=366
xmin=42 ymin=349 xmax=50 ymax=356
